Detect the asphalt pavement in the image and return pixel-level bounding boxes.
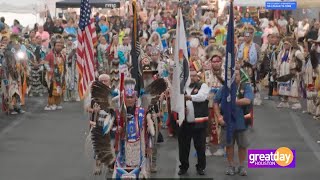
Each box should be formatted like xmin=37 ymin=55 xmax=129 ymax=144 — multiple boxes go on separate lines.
xmin=1 ymin=95 xmax=320 ymax=180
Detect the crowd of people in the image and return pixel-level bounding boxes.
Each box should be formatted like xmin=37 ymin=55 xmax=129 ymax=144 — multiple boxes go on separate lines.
xmin=1 ymin=0 xmax=320 ymax=178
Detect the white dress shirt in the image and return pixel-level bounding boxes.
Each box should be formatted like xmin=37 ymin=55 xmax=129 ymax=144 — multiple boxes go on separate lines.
xmin=185 ymin=83 xmax=209 ymax=123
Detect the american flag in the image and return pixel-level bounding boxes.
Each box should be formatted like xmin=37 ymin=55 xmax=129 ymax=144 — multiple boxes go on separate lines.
xmin=77 ymin=0 xmax=97 ymax=99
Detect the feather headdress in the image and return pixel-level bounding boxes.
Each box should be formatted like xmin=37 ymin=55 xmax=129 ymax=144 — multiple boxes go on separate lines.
xmin=205 ymin=44 xmax=225 ymax=60
xmin=124 ymin=78 xmax=137 ymax=97
xmin=190 ymin=38 xmax=200 ymax=48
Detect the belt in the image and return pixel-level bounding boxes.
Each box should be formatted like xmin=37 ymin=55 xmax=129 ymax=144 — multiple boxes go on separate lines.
xmin=194 ymin=117 xmax=209 ymax=123
xmin=178 ymin=117 xmax=209 ymax=124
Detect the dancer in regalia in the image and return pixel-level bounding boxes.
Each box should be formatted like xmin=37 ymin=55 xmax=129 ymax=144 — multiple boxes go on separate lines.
xmin=237 ymin=25 xmax=261 ymax=106
xmin=44 ymin=37 xmax=66 ymax=111
xmin=140 ymin=61 xmax=168 ymax=173
xmin=64 ymin=35 xmax=79 ymax=102
xmin=276 ymin=36 xmax=305 ymax=109
xmin=203 ymin=44 xmax=225 ymax=156
xmin=26 ymin=37 xmax=46 ymax=97
xmin=97 ymin=36 xmax=109 ymax=74
xmin=309 ymin=37 xmax=320 ymax=119
xmin=258 ymin=32 xmax=281 ymax=100
xmin=113 ymin=78 xmax=149 ymax=179
xmin=1 ymin=41 xmax=25 ymax=114
xmin=88 ymin=75 xmax=116 ymax=176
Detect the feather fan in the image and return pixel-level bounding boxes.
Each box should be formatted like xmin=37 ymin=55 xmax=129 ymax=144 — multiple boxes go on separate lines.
xmin=276 ymin=74 xmax=295 ymax=82
xmin=91 ymin=80 xmax=111 ymax=99
xmin=144 ymin=78 xmax=168 ymax=96
xmin=91 ymin=126 xmax=115 ymax=166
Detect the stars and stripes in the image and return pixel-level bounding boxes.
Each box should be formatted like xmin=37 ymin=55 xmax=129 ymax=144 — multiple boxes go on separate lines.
xmin=77 ymin=0 xmax=97 ymax=99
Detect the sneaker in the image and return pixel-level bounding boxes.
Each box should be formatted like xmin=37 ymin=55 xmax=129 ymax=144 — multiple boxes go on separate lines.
xmin=225 ymin=166 xmax=236 ymax=176
xmin=237 ymin=166 xmax=248 ymax=176
xmin=10 ymin=111 xmax=18 ymax=115
xmin=292 ymin=103 xmax=302 ymax=110
xmin=51 ymin=105 xmax=57 ymax=110
xmin=264 ymin=96 xmax=271 ymax=100
xmin=205 ymin=146 xmax=212 ymax=156
xmin=44 ymin=106 xmax=52 ymax=111
xmin=277 ymin=102 xmax=289 ymax=108
xmin=150 ymin=166 xmax=157 ymax=173
xmin=18 ymin=110 xmax=25 ymax=114
xmin=56 ymin=105 xmax=63 ymax=110
xmin=314 ymin=116 xmax=320 ymax=120
xmin=254 ymin=98 xmax=262 ymax=106
xmin=213 ymin=148 xmax=225 ymax=156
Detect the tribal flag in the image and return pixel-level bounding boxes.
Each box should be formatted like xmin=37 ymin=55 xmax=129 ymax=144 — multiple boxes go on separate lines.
xmin=77 ymin=0 xmax=97 ymax=99
xmin=130 ymin=0 xmax=142 ymax=96
xmin=171 ymin=8 xmax=190 ymax=126
xmin=222 ymin=0 xmax=236 ymax=144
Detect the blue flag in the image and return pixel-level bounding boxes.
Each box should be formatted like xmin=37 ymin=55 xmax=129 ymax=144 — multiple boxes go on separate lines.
xmin=222 ymin=1 xmax=236 ymax=144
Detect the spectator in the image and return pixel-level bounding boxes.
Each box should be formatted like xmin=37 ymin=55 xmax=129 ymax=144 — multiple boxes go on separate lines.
xmin=241 ymin=12 xmax=256 ymax=26
xmin=139 ymin=23 xmax=151 ymax=41
xmin=53 ymin=19 xmax=64 ymax=35
xmin=295 ymin=19 xmax=310 ymax=43
xmin=262 ymin=21 xmax=278 ymax=44
xmin=43 ymin=17 xmax=55 ymax=35
xmin=259 ymin=16 xmax=269 ymax=31
xmin=99 ymin=16 xmax=109 ymax=42
xmin=34 ymin=23 xmax=39 ymax=32
xmin=12 ymin=19 xmax=22 ymax=34
xmin=28 ymin=30 xmax=36 ymax=40
xmin=286 ymin=17 xmax=296 ymax=37
xmin=64 ymin=18 xmax=77 ymax=38
xmin=112 ymin=18 xmax=123 ymax=34
xmin=36 ymin=25 xmax=50 ymax=48
xmin=0 ymin=17 xmax=10 ymax=30
xmin=306 ymin=21 xmax=320 ymax=51
xmin=277 ymin=14 xmax=288 ymax=35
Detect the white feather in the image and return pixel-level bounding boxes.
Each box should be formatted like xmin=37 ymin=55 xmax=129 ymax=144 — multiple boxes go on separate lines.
xmin=147 ymin=113 xmax=155 ymax=136
xmin=190 ymin=38 xmax=200 ymax=48
xmin=103 ymin=113 xmax=115 ymax=135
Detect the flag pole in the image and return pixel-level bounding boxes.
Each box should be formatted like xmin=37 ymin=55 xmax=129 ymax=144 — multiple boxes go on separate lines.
xmin=223 ymin=0 xmax=236 ymax=144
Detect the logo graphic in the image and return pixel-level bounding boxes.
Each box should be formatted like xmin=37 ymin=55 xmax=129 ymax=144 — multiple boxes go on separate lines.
xmin=248 ymin=147 xmax=295 ymax=168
